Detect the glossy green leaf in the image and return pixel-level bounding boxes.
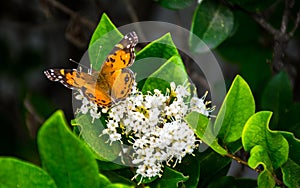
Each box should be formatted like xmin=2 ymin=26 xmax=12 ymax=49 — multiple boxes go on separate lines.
xmin=99 ymin=174 xmax=111 ymax=187
xmin=134 ymin=33 xmax=187 ymax=93
xmin=242 ymin=111 xmax=289 ymax=169
xmin=281 ymin=132 xmax=300 ymax=164
xmin=88 ymin=13 xmax=122 ymax=70
xmin=142 ymin=55 xmax=188 ymax=93
xmin=150 ymin=167 xmax=189 ymax=187
xmin=190 ymin=0 xmax=234 ymax=51
xmin=281 ymin=159 xmax=300 ymax=188
xmin=261 ymin=72 xmax=293 ymax=129
xmin=134 ymin=33 xmax=182 ymax=89
xmin=216 ymin=75 xmax=255 ymax=143
xmin=74 ymin=115 xmax=121 ymax=161
xmin=0 ymin=157 xmax=56 ymax=188
xmin=281 ymin=132 xmax=300 ymax=187
xmin=154 ymin=0 xmax=194 ymax=10
xmin=136 ymin=33 xmax=180 ymax=61
xmin=185 ymin=111 xmax=227 ymax=155
xmin=38 ymin=110 xmax=101 ymax=188
xmin=248 ymin=145 xmax=276 ymax=188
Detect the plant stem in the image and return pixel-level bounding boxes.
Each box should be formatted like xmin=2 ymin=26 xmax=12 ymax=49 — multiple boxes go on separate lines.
xmin=225 ymin=0 xmax=299 ymax=73
xmin=225 ymin=152 xmax=287 ymax=187
xmin=41 ymin=0 xmax=95 ymax=29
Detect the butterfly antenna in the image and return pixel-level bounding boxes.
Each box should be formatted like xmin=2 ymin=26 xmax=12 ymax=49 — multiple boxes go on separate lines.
xmin=69 ymin=58 xmax=90 ymax=71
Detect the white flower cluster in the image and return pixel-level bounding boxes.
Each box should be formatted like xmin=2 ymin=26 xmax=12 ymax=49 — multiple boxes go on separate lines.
xmin=75 ymin=82 xmax=212 ymax=183
xmin=105 ymin=82 xmax=211 ymax=182
xmin=74 ymin=90 xmax=101 ymax=123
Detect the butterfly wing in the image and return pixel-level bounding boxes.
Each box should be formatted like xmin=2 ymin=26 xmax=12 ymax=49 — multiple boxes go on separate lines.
xmin=110 ymin=68 xmax=135 ymax=102
xmin=44 ymin=69 xmax=113 ymax=106
xmin=44 ymin=69 xmax=82 ymax=89
xmin=44 ymin=31 xmax=138 ymax=107
xmin=100 ymin=31 xmax=138 ymax=75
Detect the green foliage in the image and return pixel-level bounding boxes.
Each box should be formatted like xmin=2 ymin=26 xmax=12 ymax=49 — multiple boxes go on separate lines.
xmin=207 ymin=176 xmax=257 ymax=188
xmin=153 ymin=0 xmax=194 ymax=10
xmin=216 ymin=75 xmax=255 ymax=143
xmin=134 ymin=33 xmax=187 ymax=93
xmin=261 ymin=71 xmax=300 ymax=137
xmin=190 ymin=0 xmax=234 ymax=51
xmin=281 ymin=132 xmax=300 ymax=187
xmin=88 ymin=13 xmax=122 ymax=70
xmin=149 ymin=167 xmax=189 ymax=187
xmin=185 ymin=112 xmax=227 ymax=155
xmin=38 ymin=110 xmax=102 ymax=188
xmin=142 ymin=55 xmax=188 ymax=93
xmin=242 ymin=112 xmax=289 ymax=169
xmin=74 ymin=115 xmax=121 ymax=161
xmin=0 ymin=158 xmax=56 ymax=188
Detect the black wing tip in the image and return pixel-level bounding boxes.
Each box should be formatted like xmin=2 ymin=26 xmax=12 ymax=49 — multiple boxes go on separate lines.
xmin=125 ymin=31 xmax=138 ymax=45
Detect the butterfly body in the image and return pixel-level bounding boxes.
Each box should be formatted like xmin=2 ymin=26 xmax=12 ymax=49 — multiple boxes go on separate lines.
xmin=44 ymin=31 xmax=138 ymax=107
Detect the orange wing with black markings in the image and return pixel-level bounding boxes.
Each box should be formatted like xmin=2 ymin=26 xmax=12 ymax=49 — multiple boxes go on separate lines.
xmin=44 ymin=31 xmax=138 ymax=107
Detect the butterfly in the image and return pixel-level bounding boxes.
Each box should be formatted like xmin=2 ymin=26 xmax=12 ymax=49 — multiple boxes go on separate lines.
xmin=44 ymin=31 xmax=138 ymax=107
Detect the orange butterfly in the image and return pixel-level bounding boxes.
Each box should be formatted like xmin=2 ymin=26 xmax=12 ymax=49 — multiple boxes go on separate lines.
xmin=44 ymin=31 xmax=138 ymax=107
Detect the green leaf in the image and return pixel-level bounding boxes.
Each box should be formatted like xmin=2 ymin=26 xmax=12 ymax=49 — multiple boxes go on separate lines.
xmin=136 ymin=33 xmax=180 ymax=61
xmin=134 ymin=33 xmax=187 ymax=93
xmin=99 ymin=173 xmax=111 ymax=187
xmin=38 ymin=110 xmax=101 ymax=188
xmin=190 ymin=0 xmax=234 ymax=51
xmin=185 ymin=111 xmax=228 ymax=155
xmin=175 ymin=154 xmax=201 ymax=188
xmin=197 ymin=149 xmax=231 ymax=188
xmin=279 ymin=103 xmax=300 ymax=138
xmin=134 ymin=33 xmax=182 ymax=88
xmin=101 ymin=170 xmax=135 ymax=186
xmin=104 ymin=183 xmax=134 ymax=188
xmin=281 ymin=132 xmax=300 ymax=164
xmin=216 ymin=12 xmax=272 ymax=95
xmin=281 ymin=132 xmax=300 ymax=187
xmin=207 ymin=176 xmax=257 ymax=188
xmin=281 ymin=159 xmax=300 ymax=188
xmin=0 ymin=157 xmax=56 ymax=188
xmin=217 ymin=44 xmax=272 ymax=95
xmin=74 ymin=115 xmax=121 ymax=161
xmin=88 ymin=13 xmax=122 ymax=70
xmin=248 ymin=145 xmax=276 ymax=188
xmin=261 ymin=71 xmax=293 ymax=129
xmin=97 ymin=160 xmax=127 ymax=171
xmin=216 ymin=75 xmax=255 ymax=143
xmin=150 ymin=167 xmax=189 ymax=188
xmin=242 ymin=111 xmax=289 ymax=169
xmin=142 ymin=55 xmax=188 ymax=93
xmin=154 ymin=0 xmax=194 ymax=10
